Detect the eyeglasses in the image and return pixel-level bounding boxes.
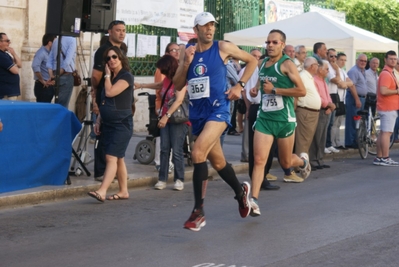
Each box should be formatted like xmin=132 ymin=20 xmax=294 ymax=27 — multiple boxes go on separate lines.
xmin=169 ymin=48 xmax=179 ymax=53
xmin=106 ymin=54 xmax=118 ymax=62
xmin=329 ymin=55 xmax=337 ymax=58
xmin=358 ymin=59 xmax=367 ymax=63
xmin=0 ymin=39 xmax=10 ymax=43
xmin=312 ymin=63 xmax=319 ymax=67
xmin=265 ymin=40 xmax=282 ymax=45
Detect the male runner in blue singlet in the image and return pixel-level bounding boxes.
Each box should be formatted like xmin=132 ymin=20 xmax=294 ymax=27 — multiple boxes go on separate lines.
xmin=174 ymin=12 xmax=258 ymax=231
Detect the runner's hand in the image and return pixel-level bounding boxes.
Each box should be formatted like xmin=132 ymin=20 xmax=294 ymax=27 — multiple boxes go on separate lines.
xmin=225 ymin=84 xmax=242 ymax=100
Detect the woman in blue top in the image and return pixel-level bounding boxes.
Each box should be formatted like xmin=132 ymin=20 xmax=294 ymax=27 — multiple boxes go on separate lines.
xmin=88 ymin=46 xmax=134 ymax=202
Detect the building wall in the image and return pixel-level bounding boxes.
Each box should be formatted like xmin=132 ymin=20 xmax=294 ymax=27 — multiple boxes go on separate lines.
xmin=0 ymin=0 xmax=151 ymax=132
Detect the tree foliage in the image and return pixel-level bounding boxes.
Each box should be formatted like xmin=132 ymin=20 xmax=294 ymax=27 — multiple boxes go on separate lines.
xmin=333 ymin=0 xmax=399 ymax=42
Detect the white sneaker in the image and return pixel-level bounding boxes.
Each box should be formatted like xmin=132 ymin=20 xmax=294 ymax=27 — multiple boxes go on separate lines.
xmin=379 ymin=158 xmax=399 ymax=167
xmin=154 ymin=181 xmax=166 ymax=190
xmin=324 ymin=148 xmax=332 ymax=154
xmin=249 ymin=198 xmax=261 ymax=217
xmin=299 ymin=152 xmax=311 ymax=179
xmin=327 ymin=146 xmax=340 ymax=153
xmin=173 ymin=179 xmax=184 ymax=191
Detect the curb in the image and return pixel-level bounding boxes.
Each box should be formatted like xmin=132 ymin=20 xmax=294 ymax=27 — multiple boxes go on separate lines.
xmin=0 ymin=163 xmax=249 ymax=209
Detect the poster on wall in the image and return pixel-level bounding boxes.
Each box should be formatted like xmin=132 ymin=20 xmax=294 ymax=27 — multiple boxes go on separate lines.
xmin=309 ymin=6 xmax=346 ymax=22
xmin=265 ymin=0 xmax=304 ymax=24
xmin=177 ymin=0 xmax=204 ymax=41
xmin=116 ymin=0 xmax=179 ymax=28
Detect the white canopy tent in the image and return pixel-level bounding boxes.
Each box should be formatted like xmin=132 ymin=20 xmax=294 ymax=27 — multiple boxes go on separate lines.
xmin=224 ymin=12 xmax=398 ymax=68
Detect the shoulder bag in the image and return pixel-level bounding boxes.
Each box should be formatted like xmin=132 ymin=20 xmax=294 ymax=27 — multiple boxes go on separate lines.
xmin=167 ymin=92 xmax=189 ymax=124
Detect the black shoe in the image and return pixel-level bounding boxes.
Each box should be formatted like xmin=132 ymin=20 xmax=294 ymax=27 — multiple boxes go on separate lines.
xmin=316 ymin=165 xmax=323 ymax=169
xmin=240 ymin=159 xmax=249 ymax=163
xmin=336 ymin=146 xmax=348 ymax=150
xmin=321 ymin=164 xmax=330 ymax=168
xmin=261 ymin=183 xmax=280 ymax=190
xmin=311 ymin=165 xmax=318 ymax=171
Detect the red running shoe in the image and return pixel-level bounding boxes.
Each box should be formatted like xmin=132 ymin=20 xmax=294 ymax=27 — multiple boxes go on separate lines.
xmin=235 ymin=181 xmax=251 ymax=218
xmin=184 ymin=209 xmax=206 ymax=231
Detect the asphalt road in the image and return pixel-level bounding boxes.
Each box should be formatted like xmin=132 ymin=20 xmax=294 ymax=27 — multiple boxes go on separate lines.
xmin=1 ymin=151 xmax=399 ymax=267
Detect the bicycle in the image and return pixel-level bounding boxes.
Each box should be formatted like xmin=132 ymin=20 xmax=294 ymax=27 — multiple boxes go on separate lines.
xmin=356 ymin=93 xmax=394 ymax=159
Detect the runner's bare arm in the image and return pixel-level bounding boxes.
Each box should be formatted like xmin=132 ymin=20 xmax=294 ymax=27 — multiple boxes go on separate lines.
xmin=273 ymin=60 xmax=306 ymax=97
xmin=173 ymin=44 xmax=196 ymax=91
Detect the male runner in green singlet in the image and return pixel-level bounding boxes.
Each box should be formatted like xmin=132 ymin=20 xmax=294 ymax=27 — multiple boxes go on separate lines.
xmin=249 ymin=29 xmax=312 ymax=216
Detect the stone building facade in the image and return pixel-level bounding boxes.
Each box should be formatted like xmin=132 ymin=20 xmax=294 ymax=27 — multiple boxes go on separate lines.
xmin=0 ymin=0 xmax=151 ymax=132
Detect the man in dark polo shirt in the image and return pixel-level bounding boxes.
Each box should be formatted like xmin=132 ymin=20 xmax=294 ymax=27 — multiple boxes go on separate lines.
xmin=0 ymin=32 xmax=22 ymax=100
xmin=91 ymin=20 xmax=126 ymax=181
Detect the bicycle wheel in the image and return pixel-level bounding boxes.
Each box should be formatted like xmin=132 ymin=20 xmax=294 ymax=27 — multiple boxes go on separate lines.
xmin=368 ymin=117 xmax=379 ymax=155
xmin=357 ymin=119 xmax=368 ymax=159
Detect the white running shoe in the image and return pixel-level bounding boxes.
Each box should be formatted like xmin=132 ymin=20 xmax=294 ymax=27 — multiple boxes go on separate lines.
xmin=324 ymin=148 xmax=332 ymax=154
xmin=249 ymin=198 xmax=261 ymax=217
xmin=173 ymin=180 xmax=184 ymax=191
xmin=154 ymin=181 xmax=166 ymax=190
xmin=299 ymin=152 xmax=311 ymax=179
xmin=327 ymin=146 xmax=340 ymax=153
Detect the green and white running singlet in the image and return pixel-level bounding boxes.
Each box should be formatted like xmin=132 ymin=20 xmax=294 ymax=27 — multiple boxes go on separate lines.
xmin=257 ymin=54 xmax=296 ymax=123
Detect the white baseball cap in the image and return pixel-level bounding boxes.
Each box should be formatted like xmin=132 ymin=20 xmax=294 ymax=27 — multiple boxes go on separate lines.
xmin=194 ymin=12 xmax=217 ymax=26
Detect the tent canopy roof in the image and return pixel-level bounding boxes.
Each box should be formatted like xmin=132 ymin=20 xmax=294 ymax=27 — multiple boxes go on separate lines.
xmin=224 ymin=12 xmax=398 ymax=53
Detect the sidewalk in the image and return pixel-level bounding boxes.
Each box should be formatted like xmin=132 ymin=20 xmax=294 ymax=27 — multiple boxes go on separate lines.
xmin=0 ymin=130 xmax=367 ymax=208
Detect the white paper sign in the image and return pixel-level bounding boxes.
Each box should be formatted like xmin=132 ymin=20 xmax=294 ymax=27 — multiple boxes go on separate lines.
xmin=160 ymin=36 xmax=171 ymax=56
xmin=136 ymin=34 xmax=158 ymax=57
xmin=124 ymin=33 xmax=136 ymax=57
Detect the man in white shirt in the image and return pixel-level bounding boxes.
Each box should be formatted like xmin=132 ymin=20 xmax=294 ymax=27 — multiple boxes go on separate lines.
xmin=325 ymin=48 xmax=346 ymax=154
xmin=331 ymin=53 xmax=354 ymax=149
xmin=295 ymin=57 xmax=321 ymax=159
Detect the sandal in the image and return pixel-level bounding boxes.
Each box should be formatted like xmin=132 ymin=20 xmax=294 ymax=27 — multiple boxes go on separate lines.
xmin=106 ymin=194 xmax=129 ymax=201
xmin=87 ymin=191 xmax=105 ymax=203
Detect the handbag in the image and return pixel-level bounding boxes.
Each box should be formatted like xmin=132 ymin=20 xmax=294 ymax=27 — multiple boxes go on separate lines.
xmin=72 ymin=70 xmax=82 ymax=86
xmin=61 ymin=50 xmax=81 ymax=86
xmin=330 ymin=93 xmax=346 ymax=116
xmin=167 ymin=93 xmax=189 ymax=124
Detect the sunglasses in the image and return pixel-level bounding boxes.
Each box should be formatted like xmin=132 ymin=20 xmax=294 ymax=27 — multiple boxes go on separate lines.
xmin=265 ymin=40 xmax=282 ymax=45
xmin=108 ymin=20 xmax=126 ymax=29
xmin=329 ymin=55 xmax=337 ymax=58
xmin=106 ymin=54 xmax=118 ymax=62
xmin=169 ymin=48 xmax=179 ymax=53
xmin=1 ymin=39 xmax=10 ymax=43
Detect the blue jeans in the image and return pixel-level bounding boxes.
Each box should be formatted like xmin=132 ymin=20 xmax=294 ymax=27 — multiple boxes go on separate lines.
xmin=90 ymin=112 xmax=97 ymax=139
xmin=57 ymin=74 xmax=74 ymax=108
xmin=325 ymin=110 xmax=335 ymax=148
xmin=345 ymin=93 xmax=365 ymax=147
xmin=159 ymin=122 xmax=188 ymax=182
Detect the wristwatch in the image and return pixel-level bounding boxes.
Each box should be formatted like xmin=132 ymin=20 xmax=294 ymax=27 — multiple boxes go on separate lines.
xmin=271 ymin=87 xmax=276 ymax=95
xmin=238 ymin=81 xmax=246 ymax=88
xmin=166 ymin=113 xmax=171 ymax=118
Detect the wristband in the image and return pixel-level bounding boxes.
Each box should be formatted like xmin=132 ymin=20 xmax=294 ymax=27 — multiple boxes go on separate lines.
xmin=104 ymin=74 xmax=110 ymax=79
